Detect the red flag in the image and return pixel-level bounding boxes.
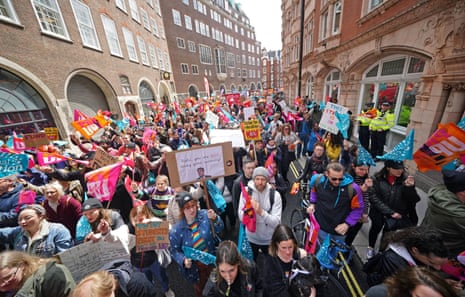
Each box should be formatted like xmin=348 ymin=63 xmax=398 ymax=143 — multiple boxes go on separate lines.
xmin=264 ymin=151 xmax=275 ymax=177
xmin=240 ymin=182 xmax=256 ymax=232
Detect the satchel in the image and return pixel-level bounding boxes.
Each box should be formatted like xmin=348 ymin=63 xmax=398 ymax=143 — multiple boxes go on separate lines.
xmin=157 ymin=249 xmax=172 ymax=268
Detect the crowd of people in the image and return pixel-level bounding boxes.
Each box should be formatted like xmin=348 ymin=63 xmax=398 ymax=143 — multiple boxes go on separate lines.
xmin=0 ymin=94 xmax=464 ymax=297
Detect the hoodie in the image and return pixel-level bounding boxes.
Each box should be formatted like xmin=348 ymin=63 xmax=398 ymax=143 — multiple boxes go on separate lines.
xmin=309 ymin=173 xmax=363 ymax=233
xmin=0 ymin=183 xmax=23 ymax=227
xmin=422 ymin=184 xmax=465 ymax=257
xmin=238 ymin=181 xmax=282 ymax=245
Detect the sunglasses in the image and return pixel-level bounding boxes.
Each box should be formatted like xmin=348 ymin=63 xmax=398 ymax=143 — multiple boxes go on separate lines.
xmin=329 ymin=177 xmax=344 ymax=182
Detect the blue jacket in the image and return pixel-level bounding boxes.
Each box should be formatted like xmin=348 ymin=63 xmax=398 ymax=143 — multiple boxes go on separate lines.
xmin=0 ymin=220 xmax=73 ymax=257
xmin=0 ymin=183 xmax=24 ymax=227
xmin=169 ymin=209 xmax=223 ymax=282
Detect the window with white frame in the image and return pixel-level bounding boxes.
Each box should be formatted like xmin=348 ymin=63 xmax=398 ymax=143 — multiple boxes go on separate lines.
xmin=157 ymin=48 xmax=164 ymax=70
xmin=242 ymin=69 xmax=247 ymax=78
xmin=176 ymin=37 xmax=185 ymax=48
xmin=101 ymin=14 xmax=123 ymax=57
xmin=192 ymin=64 xmax=199 ymax=74
xmin=214 ymin=48 xmax=226 ymax=74
xmin=324 ymin=70 xmax=340 ymax=103
xmin=0 ymin=0 xmax=19 ymax=24
xmin=237 ymin=68 xmax=241 ymax=77
xmin=128 ymin=0 xmax=140 ymax=22
xmin=137 ymin=36 xmax=149 ymax=66
xmin=227 ymin=53 xmax=235 ymax=68
xmin=151 ymin=18 xmax=159 ymax=37
xmin=164 ymin=52 xmax=170 ymax=71
xmin=188 ymin=40 xmax=196 ymax=52
xmin=199 ymin=44 xmax=212 ymax=64
xmin=70 ymin=0 xmax=100 ymax=50
xmin=242 ymin=55 xmax=246 ymax=64
xmin=369 ymin=0 xmax=383 ymax=11
xmin=200 ymin=22 xmax=206 ymax=35
xmin=154 ymin=0 xmax=161 ymax=15
xmin=159 ymin=25 xmax=165 ymax=39
xmin=146 ymin=0 xmax=153 ymax=8
xmin=182 ymin=0 xmax=189 ymax=5
xmin=305 ymin=19 xmax=313 ymax=54
xmin=320 ymin=10 xmax=329 ymax=40
xmin=122 ymin=27 xmax=138 ymax=62
xmin=172 ymin=9 xmax=181 ymax=26
xmin=115 ymin=0 xmax=127 ymax=12
xmin=120 ymin=75 xmax=132 ymax=95
xmin=332 ymin=1 xmax=341 ymax=35
xmin=31 ymin=0 xmax=69 ymax=38
xmin=140 ymin=8 xmax=150 ymax=31
xmin=148 ymin=44 xmax=158 ymax=68
xmin=195 ymin=19 xmax=200 ymax=33
xmin=181 ymin=63 xmax=189 ymax=74
xmin=184 ymin=15 xmax=192 ymax=30
xmin=236 ymin=55 xmax=240 ymax=64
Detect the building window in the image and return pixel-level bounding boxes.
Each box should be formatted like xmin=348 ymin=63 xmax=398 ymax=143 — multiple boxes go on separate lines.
xmin=214 ymin=48 xmax=226 ymax=74
xmin=164 ymin=52 xmax=170 ymax=71
xmin=176 ymin=37 xmax=185 ymax=48
xmin=199 ymin=44 xmax=213 ymax=64
xmin=182 ymin=0 xmax=189 ymax=5
xmin=242 ymin=55 xmax=246 ymax=65
xmin=0 ymin=0 xmax=19 ymax=24
xmin=128 ymin=0 xmax=140 ymax=22
xmin=120 ymin=75 xmax=132 ymax=95
xmin=31 ymin=0 xmax=69 ymax=38
xmin=188 ymin=41 xmax=196 ymax=52
xmin=157 ymin=48 xmax=164 ymax=70
xmin=181 ymin=63 xmax=189 ymax=74
xmin=140 ymin=8 xmax=150 ymax=31
xmin=148 ymin=44 xmax=158 ymax=68
xmin=137 ymin=36 xmax=149 ymax=66
xmin=70 ymin=0 xmax=100 ymax=50
xmin=159 ymin=24 xmax=165 ymax=39
xmin=237 ymin=68 xmax=241 ymax=77
xmin=122 ymin=27 xmax=138 ymax=62
xmin=192 ymin=64 xmax=199 ymax=74
xmin=115 ymin=0 xmax=127 ymax=12
xmin=101 ymin=14 xmax=122 ymax=57
xmin=360 ymin=55 xmax=425 ymax=129
xmin=151 ymin=18 xmax=159 ymax=37
xmin=227 ymin=53 xmax=235 ymax=68
xmin=154 ymin=0 xmax=161 ymax=16
xmin=184 ymin=15 xmax=192 ymax=30
xmin=242 ymin=69 xmax=247 ymax=78
xmin=369 ymin=0 xmax=383 ymax=11
xmin=172 ymin=9 xmax=181 ymax=26
xmin=332 ymin=1 xmax=341 ymax=35
xmin=324 ymin=70 xmax=340 ymax=103
xmin=146 ymin=0 xmax=153 ymax=8
xmin=320 ymin=10 xmax=329 ymax=40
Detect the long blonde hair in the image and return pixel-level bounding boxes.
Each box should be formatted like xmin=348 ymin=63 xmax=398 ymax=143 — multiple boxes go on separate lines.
xmin=0 ymin=251 xmax=53 ymax=287
xmin=71 ymin=270 xmax=115 ymax=297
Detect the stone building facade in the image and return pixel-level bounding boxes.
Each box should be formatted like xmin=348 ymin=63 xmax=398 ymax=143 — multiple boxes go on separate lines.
xmin=0 ymin=0 xmax=172 ymax=140
xmin=159 ymin=0 xmax=263 ymax=101
xmin=281 ymin=0 xmax=465 ymax=176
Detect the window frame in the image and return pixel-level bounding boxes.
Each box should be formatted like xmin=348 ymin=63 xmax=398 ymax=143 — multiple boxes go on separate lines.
xmin=31 ymin=0 xmax=70 ymax=40
xmin=122 ymin=27 xmax=139 ymax=62
xmin=70 ymin=0 xmax=101 ymax=50
xmin=101 ymin=14 xmax=123 ymax=57
xmin=0 ymin=0 xmax=20 ymax=24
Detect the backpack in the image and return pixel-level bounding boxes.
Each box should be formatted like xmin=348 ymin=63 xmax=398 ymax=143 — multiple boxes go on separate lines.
xmin=312 ymin=174 xmax=354 ymax=199
xmin=247 ymin=187 xmax=275 ymax=212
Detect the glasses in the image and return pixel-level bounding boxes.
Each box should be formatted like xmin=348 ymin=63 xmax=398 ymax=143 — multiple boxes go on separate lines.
xmin=329 ymin=177 xmax=344 ymax=182
xmin=45 ymin=191 xmax=57 ymax=195
xmin=0 ymin=267 xmax=19 ymax=286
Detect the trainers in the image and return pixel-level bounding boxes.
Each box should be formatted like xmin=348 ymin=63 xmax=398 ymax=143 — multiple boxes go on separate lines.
xmin=366 ymin=247 xmax=375 ymax=259
xmin=165 ymin=289 xmax=175 ymax=297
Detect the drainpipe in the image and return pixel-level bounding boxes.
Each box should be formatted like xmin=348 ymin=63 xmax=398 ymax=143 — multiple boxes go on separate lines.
xmin=297 ymin=0 xmax=305 ymax=97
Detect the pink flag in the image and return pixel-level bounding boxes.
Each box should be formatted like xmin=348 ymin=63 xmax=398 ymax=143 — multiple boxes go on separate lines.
xmin=85 ymin=162 xmax=123 ymax=202
xmin=74 ymin=109 xmax=90 ymax=121
xmin=13 ymin=132 xmax=25 ymax=151
xmin=142 ymin=128 xmax=157 ymax=144
xmin=36 ymin=152 xmax=68 ymax=166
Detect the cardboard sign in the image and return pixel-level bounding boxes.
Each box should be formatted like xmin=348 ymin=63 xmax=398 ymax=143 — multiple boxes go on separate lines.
xmin=92 ymin=147 xmax=119 ymax=169
xmin=23 ymin=132 xmax=49 ymax=148
xmin=166 ymin=142 xmax=235 ymax=187
xmin=44 ymin=127 xmax=59 ymax=141
xmin=210 ymin=129 xmax=246 ymax=148
xmin=243 ymin=106 xmax=255 ymax=120
xmin=243 ymin=120 xmax=261 ymax=141
xmin=135 ymin=221 xmax=170 ymax=252
xmin=319 ymin=102 xmax=348 ymax=134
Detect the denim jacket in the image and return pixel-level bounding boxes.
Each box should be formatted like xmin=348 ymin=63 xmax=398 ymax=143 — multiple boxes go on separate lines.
xmin=0 ymin=220 xmax=73 ymax=257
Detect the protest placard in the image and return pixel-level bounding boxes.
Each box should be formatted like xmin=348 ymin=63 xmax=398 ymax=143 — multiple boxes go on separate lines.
xmin=210 ymin=129 xmax=245 ymax=148
xmin=205 ymin=110 xmax=219 ymax=128
xmin=243 ymin=106 xmax=255 ymax=120
xmin=58 ymin=239 xmax=130 ymax=282
xmin=319 ymin=102 xmax=348 ymax=134
xmin=44 ymin=127 xmax=59 ymax=141
xmin=135 ymin=221 xmax=170 ymax=252
xmin=243 ymin=120 xmax=261 ymax=141
xmin=166 ymin=142 xmax=235 ymax=187
xmin=0 ymin=152 xmax=29 ymax=178
xmin=23 ymin=132 xmax=49 ymax=148
xmin=92 ymin=147 xmax=120 ymax=169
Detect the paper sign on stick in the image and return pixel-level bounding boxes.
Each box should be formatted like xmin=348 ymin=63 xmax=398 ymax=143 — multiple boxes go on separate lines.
xmin=135 ymin=221 xmax=170 ymax=252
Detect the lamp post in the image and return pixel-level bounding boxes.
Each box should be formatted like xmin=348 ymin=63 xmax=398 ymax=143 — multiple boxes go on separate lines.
xmin=297 ymin=0 xmax=305 ymax=97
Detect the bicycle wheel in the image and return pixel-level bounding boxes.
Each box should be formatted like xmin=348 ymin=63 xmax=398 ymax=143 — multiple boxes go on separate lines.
xmin=290 ymin=208 xmax=307 ymax=248
xmin=316 ymin=273 xmax=351 ymax=297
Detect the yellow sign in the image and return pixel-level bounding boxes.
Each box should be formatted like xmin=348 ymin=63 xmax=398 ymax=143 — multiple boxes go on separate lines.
xmin=243 ymin=120 xmax=261 ymax=141
xmin=44 ymin=127 xmax=59 ymax=141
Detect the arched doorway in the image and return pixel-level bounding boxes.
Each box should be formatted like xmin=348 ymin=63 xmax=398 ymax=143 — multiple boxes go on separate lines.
xmin=188 ymin=85 xmax=199 ymax=99
xmin=67 ymin=75 xmax=109 ymax=116
xmin=0 ymin=68 xmax=56 ymax=138
xmin=139 ymin=80 xmax=156 ymax=120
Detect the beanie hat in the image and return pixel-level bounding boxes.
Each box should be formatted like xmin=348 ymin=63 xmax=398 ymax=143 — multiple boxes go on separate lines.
xmin=384 ymin=160 xmax=404 ymax=170
xmin=442 ymin=170 xmax=465 ymax=193
xmin=176 ymin=191 xmax=195 ymax=209
xmin=252 ymin=166 xmax=269 ymax=181
xmin=82 ymin=198 xmax=103 ymax=211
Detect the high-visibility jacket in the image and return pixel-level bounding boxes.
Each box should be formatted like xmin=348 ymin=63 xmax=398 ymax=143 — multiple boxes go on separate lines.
xmin=358 ymin=108 xmax=378 ymax=126
xmin=369 ymin=110 xmax=395 ymax=131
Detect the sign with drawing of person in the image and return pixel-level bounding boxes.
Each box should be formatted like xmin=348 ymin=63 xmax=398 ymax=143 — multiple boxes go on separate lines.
xmin=165 ymin=142 xmax=235 ymax=187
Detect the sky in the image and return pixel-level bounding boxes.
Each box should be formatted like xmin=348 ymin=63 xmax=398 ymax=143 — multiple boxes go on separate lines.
xmin=238 ymin=0 xmax=282 ymax=50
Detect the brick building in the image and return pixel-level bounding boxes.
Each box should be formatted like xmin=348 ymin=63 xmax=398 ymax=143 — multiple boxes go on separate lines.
xmin=159 ymin=0 xmax=263 ymax=101
xmin=261 ymin=49 xmax=282 ymax=92
xmin=0 ymin=0 xmax=172 ymax=140
xmin=281 ymin=0 xmax=465 ymax=169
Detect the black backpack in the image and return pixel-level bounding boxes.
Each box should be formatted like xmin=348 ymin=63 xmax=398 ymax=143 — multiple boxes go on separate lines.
xmin=247 ymin=187 xmax=276 ymax=211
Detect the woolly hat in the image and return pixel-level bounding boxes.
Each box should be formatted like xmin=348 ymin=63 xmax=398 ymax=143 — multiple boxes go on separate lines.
xmin=176 ymin=191 xmax=195 ymax=209
xmin=252 ymin=166 xmax=269 ymax=181
xmin=442 ymin=170 xmax=465 ymax=193
xmin=82 ymin=198 xmax=103 ymax=211
xmin=384 ymin=160 xmax=404 ymax=170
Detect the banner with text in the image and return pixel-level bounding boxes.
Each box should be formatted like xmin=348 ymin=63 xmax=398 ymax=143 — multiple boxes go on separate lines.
xmin=85 ymin=162 xmax=123 ymax=201
xmin=319 ymin=102 xmax=348 ymax=135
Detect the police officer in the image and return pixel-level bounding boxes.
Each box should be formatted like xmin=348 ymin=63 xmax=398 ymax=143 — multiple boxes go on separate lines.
xmin=369 ymin=101 xmax=394 ymax=159
xmin=358 ymin=102 xmax=377 ymax=151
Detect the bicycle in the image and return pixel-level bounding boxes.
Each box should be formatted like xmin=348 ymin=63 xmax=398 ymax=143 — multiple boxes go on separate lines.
xmin=290 ymin=182 xmax=311 ymax=249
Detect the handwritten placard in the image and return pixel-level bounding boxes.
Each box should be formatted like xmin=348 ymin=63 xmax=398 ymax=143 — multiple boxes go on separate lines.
xmin=319 ymin=102 xmax=348 ymax=134
xmin=23 ymin=132 xmax=49 ymax=148
xmin=44 ymin=127 xmax=59 ymax=141
xmin=58 ymin=239 xmax=130 ymax=282
xmin=166 ymin=142 xmax=235 ymax=187
xmin=243 ymin=120 xmax=261 ymax=141
xmin=243 ymin=106 xmax=255 ymax=120
xmin=92 ymin=147 xmax=119 ymax=169
xmin=135 ymin=221 xmax=170 ymax=252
